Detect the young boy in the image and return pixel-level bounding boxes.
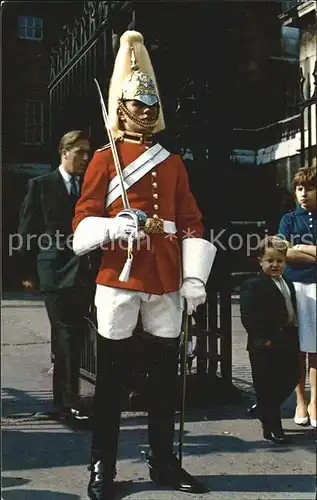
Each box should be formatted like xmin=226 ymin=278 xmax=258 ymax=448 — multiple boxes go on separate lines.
xmin=240 ymin=236 xmax=300 ymax=444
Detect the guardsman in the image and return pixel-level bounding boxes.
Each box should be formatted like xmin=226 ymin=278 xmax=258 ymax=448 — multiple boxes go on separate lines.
xmin=73 ymin=30 xmax=217 ymax=500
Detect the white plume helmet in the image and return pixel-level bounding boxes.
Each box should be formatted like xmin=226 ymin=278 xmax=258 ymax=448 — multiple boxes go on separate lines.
xmin=108 ymin=30 xmax=165 ymax=138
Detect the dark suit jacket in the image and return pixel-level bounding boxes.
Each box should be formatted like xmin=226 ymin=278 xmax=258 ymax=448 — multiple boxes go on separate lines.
xmin=240 ymin=272 xmax=299 ymax=351
xmin=18 ymin=168 xmax=95 ymax=291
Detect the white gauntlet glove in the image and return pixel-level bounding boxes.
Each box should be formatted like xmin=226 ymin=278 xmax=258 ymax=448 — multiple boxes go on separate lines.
xmin=73 ymin=216 xmax=138 ymax=256
xmin=179 ymin=278 xmax=207 ymax=315
xmin=108 ymin=216 xmax=137 ymax=241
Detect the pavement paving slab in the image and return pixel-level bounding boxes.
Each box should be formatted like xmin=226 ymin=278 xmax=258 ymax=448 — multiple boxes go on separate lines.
xmin=1 ymin=294 xmax=316 ymax=500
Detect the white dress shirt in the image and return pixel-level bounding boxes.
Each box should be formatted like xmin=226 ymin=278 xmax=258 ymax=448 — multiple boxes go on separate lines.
xmin=271 ymin=276 xmax=297 ymax=325
xmin=271 ymin=276 xmax=290 ymax=297
xmin=58 ymin=165 xmax=80 ymax=196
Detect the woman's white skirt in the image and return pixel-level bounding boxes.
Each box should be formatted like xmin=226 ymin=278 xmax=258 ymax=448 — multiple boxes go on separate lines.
xmin=294 ymin=282 xmax=316 ymax=353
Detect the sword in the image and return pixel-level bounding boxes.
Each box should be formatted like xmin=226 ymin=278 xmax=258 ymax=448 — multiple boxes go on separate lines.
xmin=94 ymin=78 xmax=130 ymax=210
xmin=94 ymin=78 xmax=147 ymax=282
xmin=178 ymin=302 xmax=189 ymax=467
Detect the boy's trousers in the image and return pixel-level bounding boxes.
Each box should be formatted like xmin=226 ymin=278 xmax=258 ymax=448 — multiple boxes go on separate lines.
xmin=249 ymin=332 xmax=299 ymax=429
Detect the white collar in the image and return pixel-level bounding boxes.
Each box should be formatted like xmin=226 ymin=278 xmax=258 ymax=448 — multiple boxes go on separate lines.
xmin=271 ymin=276 xmax=282 ymax=283
xmin=58 ymin=165 xmax=79 ymax=183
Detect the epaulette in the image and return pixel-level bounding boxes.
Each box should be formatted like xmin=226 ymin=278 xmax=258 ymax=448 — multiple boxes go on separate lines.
xmin=96 ymin=137 xmax=123 ymax=152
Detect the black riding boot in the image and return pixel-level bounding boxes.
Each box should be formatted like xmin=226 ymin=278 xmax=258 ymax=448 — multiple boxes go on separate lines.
xmin=88 ymin=458 xmax=116 ymax=500
xmin=145 ymin=450 xmax=206 ymax=494
xmin=144 ymin=335 xmax=206 ymax=494
xmin=88 ymin=335 xmax=133 ymax=499
xmin=144 ymin=336 xmax=178 ymax=459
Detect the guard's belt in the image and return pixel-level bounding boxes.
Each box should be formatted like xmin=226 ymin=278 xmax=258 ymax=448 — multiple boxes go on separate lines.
xmin=143 ymin=218 xmax=177 ymax=235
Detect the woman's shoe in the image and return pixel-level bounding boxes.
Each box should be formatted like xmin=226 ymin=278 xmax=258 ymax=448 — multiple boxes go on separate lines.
xmin=294 ymin=407 xmax=309 ymax=425
xmin=309 ymin=418 xmax=317 ymax=428
xmin=307 ymin=405 xmax=317 ymax=428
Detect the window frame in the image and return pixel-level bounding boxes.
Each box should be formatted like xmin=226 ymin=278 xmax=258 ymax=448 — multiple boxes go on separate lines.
xmin=22 ymin=100 xmax=44 ymax=146
xmin=18 ymin=16 xmax=43 ymax=41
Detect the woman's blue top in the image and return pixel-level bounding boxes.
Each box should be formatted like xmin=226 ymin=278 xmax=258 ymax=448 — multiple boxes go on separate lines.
xmin=278 ymin=207 xmax=316 ymax=284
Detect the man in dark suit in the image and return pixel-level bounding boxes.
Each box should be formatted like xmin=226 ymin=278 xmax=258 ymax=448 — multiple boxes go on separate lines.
xmin=240 ymin=236 xmax=300 ymax=444
xmin=18 ymin=130 xmax=94 ymax=420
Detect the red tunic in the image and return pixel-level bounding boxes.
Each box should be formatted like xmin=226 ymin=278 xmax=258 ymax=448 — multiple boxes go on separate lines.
xmin=73 ymin=140 xmax=203 ymax=294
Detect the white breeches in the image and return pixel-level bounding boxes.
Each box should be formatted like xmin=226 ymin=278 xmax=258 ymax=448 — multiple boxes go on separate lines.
xmin=94 ymin=284 xmax=182 ymax=340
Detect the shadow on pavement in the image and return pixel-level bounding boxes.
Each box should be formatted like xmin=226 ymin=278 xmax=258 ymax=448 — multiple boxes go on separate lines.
xmin=201 ymin=474 xmax=315 ymax=493
xmin=1 ymin=292 xmax=44 ymax=301
xmin=115 ymin=474 xmax=315 ymax=498
xmin=116 ymin=479 xmax=181 ymax=499
xmin=3 ymin=390 xmax=316 ymax=472
xmin=1 ymin=475 xmax=315 ymax=500
xmin=1 ymin=292 xmax=45 ymax=309
xmin=2 ymin=491 xmax=80 ymax=500
xmin=1 ymin=304 xmax=46 ymax=309
xmin=3 ymin=414 xmax=315 ymax=476
xmin=96 ymin=473 xmax=316 ymax=499
xmin=181 ymin=427 xmax=316 ymax=454
xmin=2 ymin=387 xmax=55 ymax=417
xmin=2 ymin=427 xmax=91 ymax=471
xmin=1 ymin=477 xmax=30 ymax=488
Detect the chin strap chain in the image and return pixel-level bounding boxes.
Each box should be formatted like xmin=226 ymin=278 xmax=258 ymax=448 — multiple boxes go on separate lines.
xmin=118 ymin=99 xmax=158 ymax=130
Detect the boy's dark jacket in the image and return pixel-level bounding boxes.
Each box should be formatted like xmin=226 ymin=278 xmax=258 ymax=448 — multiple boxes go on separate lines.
xmin=240 ymin=272 xmax=299 ymax=351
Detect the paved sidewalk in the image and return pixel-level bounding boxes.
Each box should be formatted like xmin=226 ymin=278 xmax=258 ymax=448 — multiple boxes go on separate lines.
xmin=1 ymin=294 xmax=316 ymax=500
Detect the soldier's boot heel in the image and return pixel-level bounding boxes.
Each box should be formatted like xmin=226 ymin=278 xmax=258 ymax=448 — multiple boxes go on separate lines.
xmin=145 ymin=452 xmax=206 ymax=494
xmin=87 ymin=460 xmax=116 ymax=500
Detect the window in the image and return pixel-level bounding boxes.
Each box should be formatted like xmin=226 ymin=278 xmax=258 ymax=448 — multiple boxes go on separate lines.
xmin=18 ymin=17 xmax=43 ymax=40
xmin=285 ymin=79 xmax=300 ymax=118
xmin=281 ymin=1 xmax=298 ymax=12
xmin=23 ymin=101 xmax=44 ymax=145
xmin=281 ymin=27 xmax=299 ymax=62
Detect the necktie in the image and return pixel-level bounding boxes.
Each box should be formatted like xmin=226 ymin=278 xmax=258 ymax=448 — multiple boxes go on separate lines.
xmin=69 ymin=176 xmax=78 ymax=211
xmin=277 ymin=277 xmax=296 ymax=326
xmin=69 ymin=176 xmax=78 ymax=197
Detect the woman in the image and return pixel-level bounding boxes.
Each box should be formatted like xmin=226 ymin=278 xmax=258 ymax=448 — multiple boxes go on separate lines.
xmin=278 ymin=166 xmax=316 ymax=427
